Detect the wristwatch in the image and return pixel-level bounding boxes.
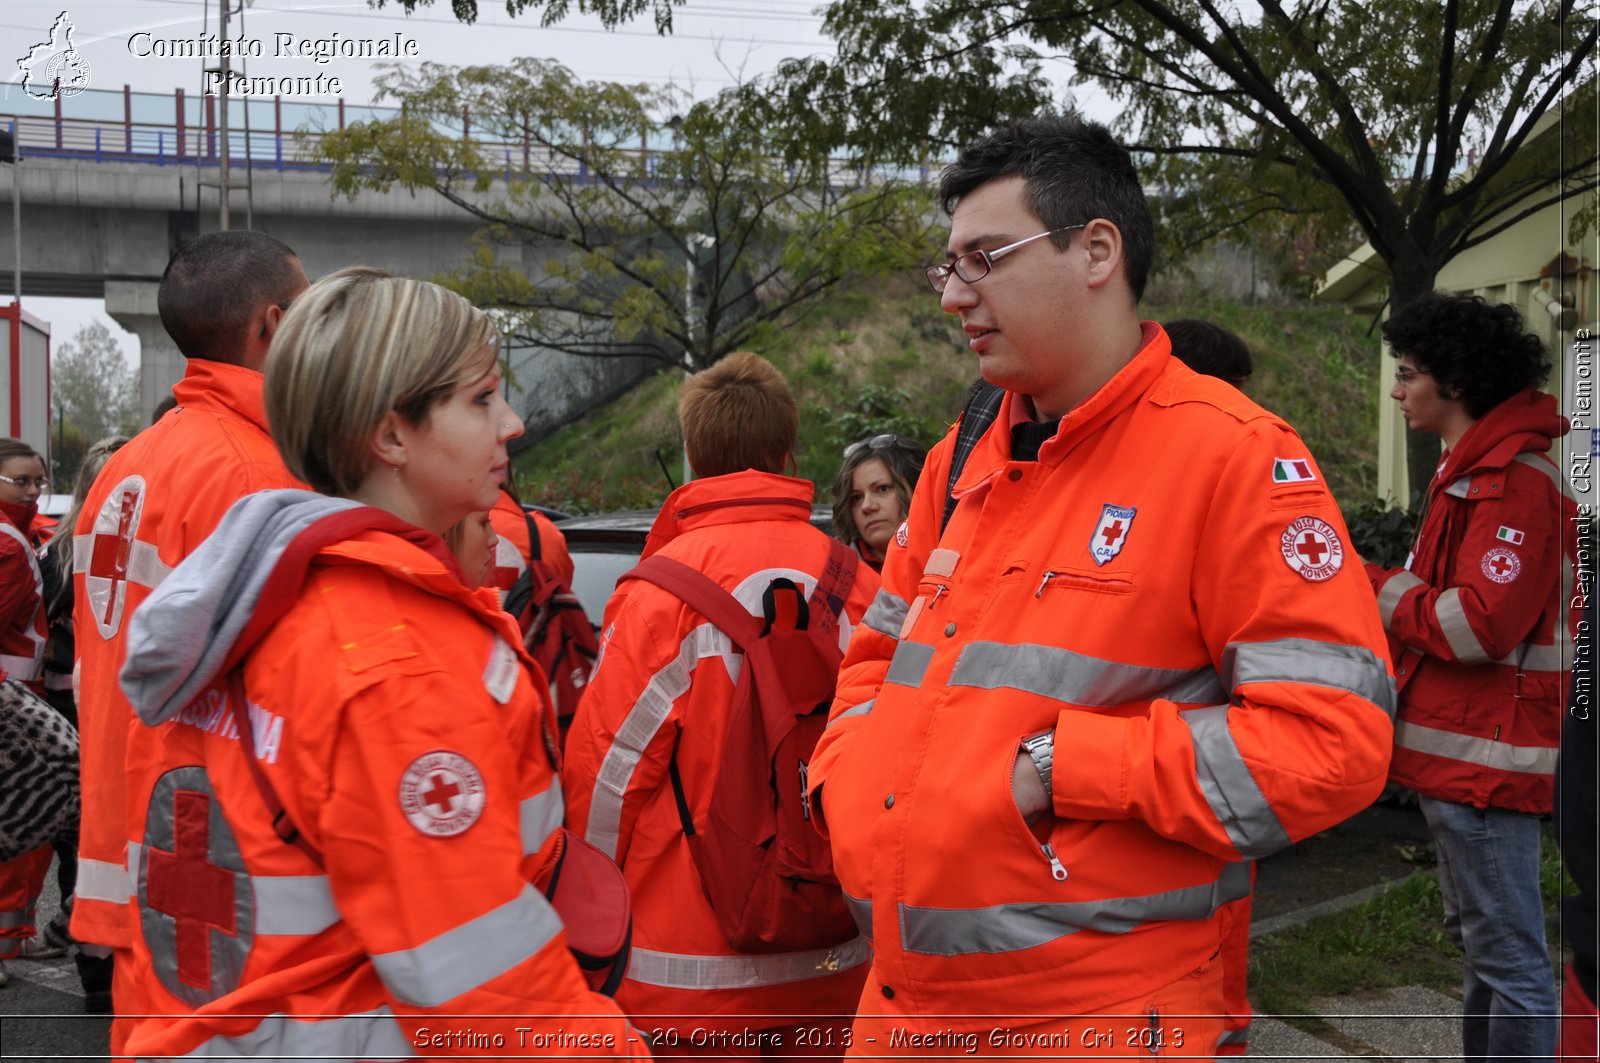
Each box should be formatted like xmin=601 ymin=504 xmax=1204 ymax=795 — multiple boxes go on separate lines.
xmin=1020 ymin=730 xmax=1055 ymax=800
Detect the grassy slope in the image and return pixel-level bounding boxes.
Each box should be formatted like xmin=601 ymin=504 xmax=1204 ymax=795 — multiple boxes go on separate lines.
xmin=513 ymin=273 xmax=1383 ymax=514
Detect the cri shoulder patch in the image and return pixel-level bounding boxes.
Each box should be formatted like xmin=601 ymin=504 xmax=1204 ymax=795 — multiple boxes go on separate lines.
xmin=398 ymin=751 xmax=486 ymax=838
xmin=1481 ymin=547 xmax=1522 ymax=584
xmin=1280 ymin=515 xmax=1345 ymax=582
xmin=895 ymin=520 xmax=909 ymax=549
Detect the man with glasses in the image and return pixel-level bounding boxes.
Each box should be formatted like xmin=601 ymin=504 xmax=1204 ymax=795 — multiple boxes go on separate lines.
xmin=1370 ymin=293 xmax=1578 ymax=1063
xmin=69 ymin=232 xmax=308 ymax=1036
xmin=805 ymin=116 xmax=1396 ymax=1051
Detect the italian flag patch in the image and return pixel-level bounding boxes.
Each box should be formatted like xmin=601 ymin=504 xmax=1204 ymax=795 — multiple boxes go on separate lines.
xmin=1496 ymin=526 xmax=1525 ymax=545
xmin=1273 ymin=458 xmax=1317 ymax=484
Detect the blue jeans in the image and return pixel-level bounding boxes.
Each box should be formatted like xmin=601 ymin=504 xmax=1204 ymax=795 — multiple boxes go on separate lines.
xmin=1421 ymin=796 xmax=1557 ymax=1063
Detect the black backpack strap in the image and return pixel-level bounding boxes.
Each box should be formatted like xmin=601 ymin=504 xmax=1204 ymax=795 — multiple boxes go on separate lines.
xmin=942 ymin=379 xmax=1005 ymax=534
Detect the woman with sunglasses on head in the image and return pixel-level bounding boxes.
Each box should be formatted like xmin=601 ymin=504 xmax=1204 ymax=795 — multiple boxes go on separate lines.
xmin=831 ymin=433 xmax=926 ymax=572
xmin=114 ymin=269 xmax=642 ymax=1059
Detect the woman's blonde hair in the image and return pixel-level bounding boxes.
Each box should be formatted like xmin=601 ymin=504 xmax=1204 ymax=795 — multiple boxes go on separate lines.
xmin=265 ymin=268 xmax=500 ymax=497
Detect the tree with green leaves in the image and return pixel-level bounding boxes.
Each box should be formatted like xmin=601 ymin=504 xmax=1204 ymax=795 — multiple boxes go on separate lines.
xmin=311 ymin=60 xmax=934 ymax=375
xmin=50 ymin=320 xmax=139 ymax=483
xmin=380 ymin=0 xmax=1595 ymax=493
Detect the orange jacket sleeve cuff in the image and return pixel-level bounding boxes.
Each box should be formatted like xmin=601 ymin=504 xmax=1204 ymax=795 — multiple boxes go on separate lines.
xmin=1051 ymin=710 xmax=1132 ymax=819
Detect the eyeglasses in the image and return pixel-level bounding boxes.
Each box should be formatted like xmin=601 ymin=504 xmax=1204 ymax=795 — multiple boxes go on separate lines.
xmin=0 ymin=474 xmax=48 ymax=489
xmin=1393 ymin=367 xmax=1431 ymax=385
xmin=925 ymin=225 xmax=1085 ymax=293
xmin=843 ymin=434 xmax=905 ymax=461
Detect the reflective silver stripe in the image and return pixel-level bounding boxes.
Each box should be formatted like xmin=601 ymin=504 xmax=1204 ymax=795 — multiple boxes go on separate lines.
xmin=77 ymin=856 xmax=133 ymax=904
xmin=252 ymin=876 xmax=340 ymax=936
xmin=844 ymin=892 xmax=872 ymax=941
xmin=371 ymin=885 xmax=560 ymax=1007
xmin=494 ymin=535 xmax=526 ymax=575
xmin=826 ymin=699 xmax=874 ymax=731
xmin=1181 ymin=705 xmax=1291 ymax=858
xmin=862 ymin=589 xmax=909 ymax=638
xmin=1394 ymin=720 xmax=1559 ymax=776
xmin=520 ymin=780 xmax=565 ymax=858
xmin=1216 ymin=1026 xmax=1251 ymax=1048
xmin=1224 ymin=638 xmax=1396 ymax=719
xmin=0 ymin=908 xmax=29 ymax=928
xmin=1513 ymin=453 xmax=1576 ymax=500
xmin=900 ymin=862 xmax=1251 ymax=955
xmin=1435 ymin=588 xmax=1491 ymax=664
xmin=586 ymin=623 xmax=730 ymax=858
xmin=144 ymin=1005 xmax=414 ymax=1061
xmin=0 ymin=652 xmax=42 ymax=680
xmin=885 ymin=640 xmax=936 ymax=688
xmin=1378 ymin=570 xmax=1425 ymax=627
xmin=1444 ymin=476 xmax=1474 ymax=499
xmin=626 ymin=936 xmax=870 ymax=989
xmin=948 ymin=641 xmax=1226 ymax=708
xmin=1497 ymin=640 xmax=1566 ymax=673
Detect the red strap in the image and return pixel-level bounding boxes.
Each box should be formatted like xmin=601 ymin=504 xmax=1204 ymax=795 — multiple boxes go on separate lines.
xmin=623 ymin=556 xmax=764 ymax=653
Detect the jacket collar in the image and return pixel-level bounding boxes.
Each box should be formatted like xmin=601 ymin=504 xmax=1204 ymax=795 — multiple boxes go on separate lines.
xmin=0 ymin=498 xmax=37 ymax=536
xmin=1434 ymin=389 xmax=1567 ymax=490
xmin=172 ymin=359 xmax=271 ymax=432
xmin=955 ymin=321 xmax=1172 ymax=497
xmin=643 ymin=470 xmax=816 ymax=558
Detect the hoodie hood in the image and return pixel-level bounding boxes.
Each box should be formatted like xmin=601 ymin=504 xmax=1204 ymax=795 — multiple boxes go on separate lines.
xmin=120 ymin=490 xmax=363 ymax=726
xmin=1438 ymin=389 xmax=1568 ymax=484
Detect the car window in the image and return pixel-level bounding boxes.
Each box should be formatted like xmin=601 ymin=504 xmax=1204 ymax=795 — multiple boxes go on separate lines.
xmin=568 ymin=549 xmax=645 ymax=629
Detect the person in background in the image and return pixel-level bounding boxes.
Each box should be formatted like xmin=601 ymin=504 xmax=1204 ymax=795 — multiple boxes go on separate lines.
xmin=808 ymin=116 xmax=1395 ymax=1052
xmin=115 ymin=268 xmax=642 ymax=1059
xmin=445 ymin=509 xmax=500 ymax=589
xmin=491 ymin=485 xmax=575 ymax=592
xmin=20 ymin=435 xmax=130 ymax=1007
xmin=1164 ymin=318 xmax=1253 ymax=390
xmin=0 ymin=437 xmax=54 ymax=988
xmin=71 ymin=231 xmax=309 ymax=1038
xmin=565 ymin=352 xmax=879 ymax=1058
xmin=1369 ymin=292 xmax=1578 ymax=1063
xmin=830 ymin=433 xmax=925 ymax=572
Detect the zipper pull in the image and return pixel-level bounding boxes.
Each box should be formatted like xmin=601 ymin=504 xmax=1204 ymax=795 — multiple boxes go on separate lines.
xmin=1042 ymin=842 xmax=1067 ymax=881
xmin=929 ymin=585 xmax=947 ymax=609
xmin=1035 ymin=571 xmax=1058 ymax=598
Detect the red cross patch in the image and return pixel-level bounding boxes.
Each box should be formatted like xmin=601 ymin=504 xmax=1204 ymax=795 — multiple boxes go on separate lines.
xmin=140 ymin=767 xmax=253 ymax=1007
xmin=398 ymin=751 xmax=486 ymax=838
xmin=1088 ymin=503 xmax=1137 ymax=566
xmin=1280 ymin=515 xmax=1345 ymax=582
xmin=84 ymin=475 xmax=148 ymax=638
xmin=895 ymin=520 xmax=909 ymax=549
xmin=1481 ymin=546 xmax=1521 ymax=584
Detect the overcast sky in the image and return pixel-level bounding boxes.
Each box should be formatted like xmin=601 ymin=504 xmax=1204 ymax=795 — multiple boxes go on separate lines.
xmin=3 ymin=0 xmax=853 ymax=359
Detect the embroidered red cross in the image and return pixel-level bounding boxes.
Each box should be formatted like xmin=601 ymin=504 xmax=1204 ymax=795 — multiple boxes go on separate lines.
xmin=422 ymin=773 xmax=462 ymax=814
xmin=1295 ymin=533 xmax=1329 ymax=565
xmin=1100 ymin=520 xmax=1125 ymax=547
xmin=88 ymin=491 xmax=138 ymax=627
xmin=145 ymin=790 xmax=236 ymax=991
xmin=1489 ymin=555 xmax=1513 ymax=576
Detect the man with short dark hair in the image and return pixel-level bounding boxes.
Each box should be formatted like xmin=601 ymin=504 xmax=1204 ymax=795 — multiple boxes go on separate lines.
xmin=806 ymin=116 xmax=1396 ymax=1049
xmin=1371 ymin=292 xmax=1578 ymax=1063
xmin=71 ymin=231 xmax=308 ymax=1037
xmin=564 ymin=352 xmax=879 ymax=1055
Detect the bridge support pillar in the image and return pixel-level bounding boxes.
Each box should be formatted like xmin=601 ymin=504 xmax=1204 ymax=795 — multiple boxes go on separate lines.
xmin=106 ymin=281 xmax=183 ymax=424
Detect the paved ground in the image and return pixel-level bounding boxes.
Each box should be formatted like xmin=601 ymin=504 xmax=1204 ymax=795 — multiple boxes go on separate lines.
xmin=0 ymin=801 xmax=1473 ymax=1060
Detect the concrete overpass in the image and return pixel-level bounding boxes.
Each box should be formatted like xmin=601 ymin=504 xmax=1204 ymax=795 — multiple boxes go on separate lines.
xmin=0 ymin=86 xmax=663 ymax=436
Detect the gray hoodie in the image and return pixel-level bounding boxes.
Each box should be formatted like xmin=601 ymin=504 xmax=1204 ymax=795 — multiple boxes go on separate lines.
xmin=119 ymin=490 xmax=363 ymax=727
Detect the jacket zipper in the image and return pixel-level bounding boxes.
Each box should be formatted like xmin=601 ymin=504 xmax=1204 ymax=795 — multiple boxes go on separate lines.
xmin=1035 ymin=571 xmax=1059 ymax=598
xmin=1042 ymin=841 xmax=1068 ymax=881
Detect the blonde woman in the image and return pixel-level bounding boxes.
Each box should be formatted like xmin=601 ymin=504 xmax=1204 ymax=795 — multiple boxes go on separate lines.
xmin=116 ymin=270 xmax=642 ymax=1058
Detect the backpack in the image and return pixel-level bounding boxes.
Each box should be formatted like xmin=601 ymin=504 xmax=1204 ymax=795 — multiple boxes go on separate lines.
xmin=620 ymin=538 xmax=860 ymax=953
xmin=502 ymin=509 xmax=599 ymax=729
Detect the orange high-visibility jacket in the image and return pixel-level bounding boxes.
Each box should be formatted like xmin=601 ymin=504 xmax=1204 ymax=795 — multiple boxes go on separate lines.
xmin=71 ymin=361 xmax=303 ymax=950
xmin=119 ymin=500 xmax=642 ymax=1060
xmin=564 ymin=471 xmax=879 ymax=1031
xmin=0 ymin=500 xmax=47 ymax=685
xmin=808 ymin=327 xmax=1396 ymax=1024
xmin=490 ymin=492 xmax=575 ymax=591
xmin=1371 ymin=390 xmax=1580 ymax=814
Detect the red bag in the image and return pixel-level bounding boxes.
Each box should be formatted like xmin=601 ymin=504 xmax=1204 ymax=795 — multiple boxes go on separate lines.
xmin=502 ymin=511 xmax=599 ymax=732
xmin=621 ymin=540 xmax=858 ymax=953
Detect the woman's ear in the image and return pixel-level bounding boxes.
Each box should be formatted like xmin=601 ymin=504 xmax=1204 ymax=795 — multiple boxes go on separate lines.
xmin=369 ymin=410 xmax=408 ymax=470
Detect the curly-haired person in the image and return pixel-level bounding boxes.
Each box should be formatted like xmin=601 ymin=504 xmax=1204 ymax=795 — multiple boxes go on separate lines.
xmin=1370 ymin=292 xmax=1582 ymax=1063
